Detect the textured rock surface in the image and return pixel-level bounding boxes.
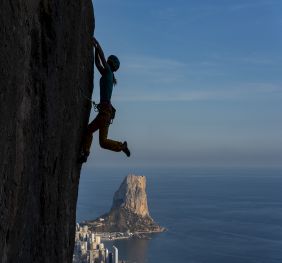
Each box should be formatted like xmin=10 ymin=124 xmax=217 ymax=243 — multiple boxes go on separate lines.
xmin=0 ymin=1 xmax=94 ymax=263
xmin=112 ymin=175 xmax=150 ymax=217
xmin=87 ymin=175 xmax=165 ymax=233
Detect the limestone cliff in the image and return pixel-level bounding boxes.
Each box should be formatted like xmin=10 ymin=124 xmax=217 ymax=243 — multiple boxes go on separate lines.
xmin=112 ymin=175 xmax=150 ymax=217
xmin=86 ymin=175 xmax=165 ymax=233
xmin=0 ymin=1 xmax=94 ymax=263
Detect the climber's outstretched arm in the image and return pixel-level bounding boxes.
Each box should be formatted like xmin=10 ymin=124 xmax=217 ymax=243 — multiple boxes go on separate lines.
xmin=93 ymin=37 xmax=107 ymax=74
xmin=95 ymin=49 xmax=105 ymax=75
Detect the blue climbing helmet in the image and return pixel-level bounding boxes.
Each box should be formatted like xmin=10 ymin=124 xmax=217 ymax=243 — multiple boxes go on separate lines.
xmin=107 ymin=55 xmax=120 ymax=72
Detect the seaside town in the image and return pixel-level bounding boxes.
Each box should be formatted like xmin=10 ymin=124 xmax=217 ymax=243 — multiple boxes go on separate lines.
xmin=73 ymin=176 xmax=164 ymax=263
xmin=73 ymin=223 xmax=127 ymax=263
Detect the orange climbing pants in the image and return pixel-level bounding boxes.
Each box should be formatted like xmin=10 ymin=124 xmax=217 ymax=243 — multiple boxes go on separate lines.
xmin=82 ymin=104 xmax=123 ymax=154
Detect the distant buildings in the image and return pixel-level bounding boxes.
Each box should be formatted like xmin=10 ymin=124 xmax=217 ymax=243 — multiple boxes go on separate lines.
xmin=73 ymin=223 xmax=123 ymax=263
xmin=112 ymin=246 xmax=118 ymax=263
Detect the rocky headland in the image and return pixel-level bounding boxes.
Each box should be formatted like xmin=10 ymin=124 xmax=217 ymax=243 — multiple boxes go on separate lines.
xmin=85 ymin=175 xmax=165 ymax=234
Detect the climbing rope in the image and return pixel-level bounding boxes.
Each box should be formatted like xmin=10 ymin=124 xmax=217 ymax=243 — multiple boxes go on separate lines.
xmin=78 ymin=48 xmax=99 ymax=112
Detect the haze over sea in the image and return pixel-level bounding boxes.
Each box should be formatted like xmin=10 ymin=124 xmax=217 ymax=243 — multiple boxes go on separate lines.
xmin=77 ymin=167 xmax=282 ymax=263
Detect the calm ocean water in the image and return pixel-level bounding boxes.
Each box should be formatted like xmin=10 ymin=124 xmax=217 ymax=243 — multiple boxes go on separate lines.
xmin=77 ymin=167 xmax=282 ymax=263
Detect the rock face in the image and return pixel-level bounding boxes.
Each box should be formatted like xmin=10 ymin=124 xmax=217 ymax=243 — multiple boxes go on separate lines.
xmin=87 ymin=175 xmax=164 ymax=233
xmin=0 ymin=1 xmax=94 ymax=263
xmin=112 ymin=175 xmax=150 ymax=217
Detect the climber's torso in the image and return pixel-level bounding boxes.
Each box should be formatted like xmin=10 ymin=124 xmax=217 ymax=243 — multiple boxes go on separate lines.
xmin=100 ymin=64 xmax=113 ymax=103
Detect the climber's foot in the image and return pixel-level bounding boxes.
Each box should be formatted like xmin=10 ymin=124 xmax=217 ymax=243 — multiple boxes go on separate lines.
xmin=78 ymin=151 xmax=89 ymax=163
xmin=122 ymin=141 xmax=130 ymax=157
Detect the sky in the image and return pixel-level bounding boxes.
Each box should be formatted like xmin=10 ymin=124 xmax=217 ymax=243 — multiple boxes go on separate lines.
xmin=84 ymin=0 xmax=282 ymax=170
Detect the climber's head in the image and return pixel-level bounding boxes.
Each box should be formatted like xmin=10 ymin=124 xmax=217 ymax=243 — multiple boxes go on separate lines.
xmin=107 ymin=55 xmax=120 ymax=72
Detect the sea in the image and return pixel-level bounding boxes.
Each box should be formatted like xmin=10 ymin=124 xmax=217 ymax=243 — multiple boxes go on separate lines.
xmin=76 ymin=166 xmax=282 ymax=263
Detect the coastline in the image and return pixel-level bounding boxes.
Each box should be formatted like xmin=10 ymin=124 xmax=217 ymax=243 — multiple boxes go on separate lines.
xmin=89 ymin=228 xmax=167 ymax=241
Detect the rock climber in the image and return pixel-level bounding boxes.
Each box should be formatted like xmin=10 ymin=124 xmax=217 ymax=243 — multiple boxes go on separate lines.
xmin=79 ymin=37 xmax=131 ymax=163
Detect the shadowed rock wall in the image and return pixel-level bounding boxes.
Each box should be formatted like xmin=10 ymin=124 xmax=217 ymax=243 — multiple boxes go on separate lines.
xmin=0 ymin=1 xmax=94 ymax=262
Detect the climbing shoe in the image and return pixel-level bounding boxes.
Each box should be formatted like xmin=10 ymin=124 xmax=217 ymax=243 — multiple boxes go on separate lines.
xmin=122 ymin=141 xmax=130 ymax=157
xmin=78 ymin=151 xmax=89 ymax=163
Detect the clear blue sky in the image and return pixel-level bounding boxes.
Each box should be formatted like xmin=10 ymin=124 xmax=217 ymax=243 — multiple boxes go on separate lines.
xmin=84 ymin=0 xmax=282 ymax=170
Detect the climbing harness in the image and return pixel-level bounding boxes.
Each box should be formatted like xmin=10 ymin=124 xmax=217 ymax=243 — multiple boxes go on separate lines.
xmin=79 ymin=86 xmax=116 ymax=124
xmin=97 ymin=103 xmax=116 ymax=124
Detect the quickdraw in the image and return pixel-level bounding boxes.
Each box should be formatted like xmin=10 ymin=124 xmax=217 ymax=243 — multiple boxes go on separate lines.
xmin=79 ymin=86 xmax=99 ymax=112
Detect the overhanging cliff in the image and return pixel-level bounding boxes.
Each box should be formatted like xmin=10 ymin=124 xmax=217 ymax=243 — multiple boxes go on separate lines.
xmin=0 ymin=1 xmax=94 ymax=262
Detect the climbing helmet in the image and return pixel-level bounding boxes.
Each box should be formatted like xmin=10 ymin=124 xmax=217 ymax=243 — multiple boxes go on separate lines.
xmin=107 ymin=55 xmax=120 ymax=71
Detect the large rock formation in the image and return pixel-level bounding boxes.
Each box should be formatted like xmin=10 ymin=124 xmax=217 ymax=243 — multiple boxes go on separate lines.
xmin=112 ymin=174 xmax=150 ymax=217
xmin=0 ymin=1 xmax=94 ymax=263
xmin=86 ymin=175 xmax=164 ymax=233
